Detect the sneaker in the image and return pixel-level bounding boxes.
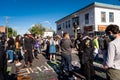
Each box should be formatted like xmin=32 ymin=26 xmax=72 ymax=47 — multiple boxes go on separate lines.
xmin=8 ymin=60 xmax=13 ymax=63
xmin=16 ymin=62 xmax=22 ymax=67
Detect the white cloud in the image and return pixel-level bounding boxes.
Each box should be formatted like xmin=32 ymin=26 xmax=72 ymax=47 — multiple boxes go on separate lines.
xmin=43 ymin=21 xmax=51 ymax=25
xmin=31 ymin=24 xmax=35 ymax=27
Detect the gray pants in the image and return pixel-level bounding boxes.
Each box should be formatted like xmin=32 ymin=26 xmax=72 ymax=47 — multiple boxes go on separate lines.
xmin=107 ymin=68 xmax=120 ymax=80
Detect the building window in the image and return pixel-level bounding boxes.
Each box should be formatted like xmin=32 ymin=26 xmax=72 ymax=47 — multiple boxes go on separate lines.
xmin=57 ymin=24 xmax=61 ymax=31
xmin=85 ymin=13 xmax=89 ymax=24
xmin=63 ymin=23 xmax=64 ymax=28
xmin=72 ymin=17 xmax=79 ymax=27
xmin=66 ymin=21 xmax=68 ymax=28
xmin=109 ymin=12 xmax=114 ymax=22
xmin=68 ymin=20 xmax=71 ymax=28
xmin=101 ymin=12 xmax=106 ymax=22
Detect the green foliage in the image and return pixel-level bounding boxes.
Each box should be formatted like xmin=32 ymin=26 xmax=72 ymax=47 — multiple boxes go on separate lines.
xmin=29 ymin=24 xmax=45 ymax=36
xmin=8 ymin=27 xmax=17 ymax=37
xmin=13 ymin=30 xmax=17 ymax=37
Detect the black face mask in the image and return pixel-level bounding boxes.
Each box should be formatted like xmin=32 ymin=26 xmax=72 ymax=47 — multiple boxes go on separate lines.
xmin=109 ymin=34 xmax=115 ymax=41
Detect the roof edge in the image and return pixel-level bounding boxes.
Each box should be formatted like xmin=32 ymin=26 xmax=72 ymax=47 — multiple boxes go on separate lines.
xmin=55 ymin=2 xmax=120 ymax=23
xmin=55 ymin=2 xmax=95 ymax=23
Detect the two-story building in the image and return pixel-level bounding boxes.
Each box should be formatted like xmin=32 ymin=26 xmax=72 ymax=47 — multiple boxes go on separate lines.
xmin=56 ymin=2 xmax=120 ymax=37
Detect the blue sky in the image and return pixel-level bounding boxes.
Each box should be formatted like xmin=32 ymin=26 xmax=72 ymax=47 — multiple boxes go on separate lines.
xmin=0 ymin=0 xmax=120 ymax=35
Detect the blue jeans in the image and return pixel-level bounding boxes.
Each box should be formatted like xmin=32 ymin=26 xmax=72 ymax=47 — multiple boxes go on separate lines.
xmin=103 ymin=50 xmax=107 ymax=64
xmin=94 ymin=53 xmax=98 ymax=60
xmin=93 ymin=49 xmax=99 ymax=61
xmin=7 ymin=50 xmax=14 ymax=60
xmin=61 ymin=53 xmax=73 ymax=77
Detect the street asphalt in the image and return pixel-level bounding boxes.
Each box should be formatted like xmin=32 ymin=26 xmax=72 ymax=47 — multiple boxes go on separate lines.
xmin=7 ymin=49 xmax=107 ymax=80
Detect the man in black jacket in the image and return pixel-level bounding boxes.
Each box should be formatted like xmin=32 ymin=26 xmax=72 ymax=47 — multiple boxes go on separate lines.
xmin=24 ymin=34 xmax=34 ymax=67
xmin=80 ymin=34 xmax=95 ymax=80
xmin=0 ymin=34 xmax=7 ymax=80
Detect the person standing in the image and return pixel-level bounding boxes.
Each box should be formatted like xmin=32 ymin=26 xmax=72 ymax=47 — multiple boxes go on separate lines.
xmin=49 ymin=37 xmax=56 ymax=62
xmin=0 ymin=35 xmax=7 ymax=80
xmin=80 ymin=34 xmax=95 ymax=80
xmin=7 ymin=37 xmax=15 ymax=63
xmin=104 ymin=24 xmax=120 ymax=80
xmin=60 ymin=32 xmax=74 ymax=80
xmin=98 ymin=35 xmax=104 ymax=54
xmin=103 ymin=36 xmax=111 ymax=66
xmin=23 ymin=34 xmax=34 ymax=67
xmin=15 ymin=35 xmax=23 ymax=66
xmin=54 ymin=35 xmax=61 ymax=53
xmin=93 ymin=35 xmax=100 ymax=61
xmin=75 ymin=33 xmax=83 ymax=50
xmin=75 ymin=33 xmax=83 ymax=68
xmin=36 ymin=36 xmax=41 ymax=54
xmin=46 ymin=36 xmax=51 ymax=59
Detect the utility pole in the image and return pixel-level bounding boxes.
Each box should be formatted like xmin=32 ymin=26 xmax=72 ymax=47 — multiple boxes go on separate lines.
xmin=6 ymin=16 xmax=8 ymax=39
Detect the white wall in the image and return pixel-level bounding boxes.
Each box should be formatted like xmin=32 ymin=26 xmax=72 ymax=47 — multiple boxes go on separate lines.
xmin=78 ymin=7 xmax=95 ymax=32
xmin=57 ymin=5 xmax=120 ymax=35
xmin=43 ymin=32 xmax=53 ymax=38
xmin=95 ymin=7 xmax=120 ymax=31
xmin=57 ymin=7 xmax=95 ymax=36
xmin=57 ymin=17 xmax=74 ymax=37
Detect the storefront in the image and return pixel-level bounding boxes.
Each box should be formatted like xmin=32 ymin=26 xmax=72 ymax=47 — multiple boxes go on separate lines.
xmin=98 ymin=25 xmax=107 ymax=31
xmin=84 ymin=26 xmax=93 ymax=32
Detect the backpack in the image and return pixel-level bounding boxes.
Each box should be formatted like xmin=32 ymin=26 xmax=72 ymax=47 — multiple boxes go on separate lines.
xmin=35 ymin=41 xmax=39 ymax=48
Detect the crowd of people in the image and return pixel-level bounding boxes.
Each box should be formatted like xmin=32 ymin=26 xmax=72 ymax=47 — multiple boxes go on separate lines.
xmin=0 ymin=24 xmax=120 ymax=80
xmin=6 ymin=34 xmax=44 ymax=67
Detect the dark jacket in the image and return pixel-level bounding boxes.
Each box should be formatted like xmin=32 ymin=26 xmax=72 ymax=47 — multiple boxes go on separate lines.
xmin=80 ymin=36 xmax=94 ymax=64
xmin=98 ymin=37 xmax=104 ymax=49
xmin=75 ymin=38 xmax=81 ymax=50
xmin=60 ymin=39 xmax=73 ymax=55
xmin=104 ymin=36 xmax=111 ymax=50
xmin=7 ymin=37 xmax=15 ymax=51
xmin=24 ymin=37 xmax=34 ymax=50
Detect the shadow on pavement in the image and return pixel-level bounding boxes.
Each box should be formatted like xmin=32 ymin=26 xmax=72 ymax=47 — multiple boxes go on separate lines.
xmin=6 ymin=72 xmax=17 ymax=80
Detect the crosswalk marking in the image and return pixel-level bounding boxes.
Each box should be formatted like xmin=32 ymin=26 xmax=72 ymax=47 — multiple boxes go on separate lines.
xmin=18 ymin=72 xmax=30 ymax=75
xmin=17 ymin=69 xmax=27 ymax=74
xmin=17 ymin=64 xmax=56 ymax=76
xmin=46 ymin=62 xmax=55 ymax=72
xmin=26 ymin=68 xmax=31 ymax=74
xmin=44 ymin=66 xmax=50 ymax=71
xmin=36 ymin=66 xmax=42 ymax=72
xmin=29 ymin=68 xmax=34 ymax=73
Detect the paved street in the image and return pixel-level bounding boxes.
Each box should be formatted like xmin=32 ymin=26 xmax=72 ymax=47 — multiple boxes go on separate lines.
xmin=7 ymin=50 xmax=107 ymax=80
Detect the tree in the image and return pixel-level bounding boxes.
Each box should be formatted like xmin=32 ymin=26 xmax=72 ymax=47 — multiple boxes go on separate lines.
xmin=29 ymin=24 xmax=45 ymax=36
xmin=8 ymin=27 xmax=17 ymax=37
xmin=13 ymin=29 xmax=17 ymax=37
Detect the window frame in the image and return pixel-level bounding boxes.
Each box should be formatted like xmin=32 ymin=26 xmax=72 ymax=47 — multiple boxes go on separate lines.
xmin=101 ymin=11 xmax=106 ymax=22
